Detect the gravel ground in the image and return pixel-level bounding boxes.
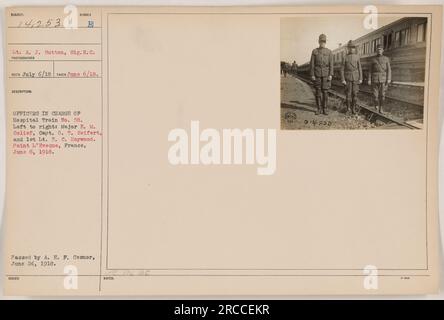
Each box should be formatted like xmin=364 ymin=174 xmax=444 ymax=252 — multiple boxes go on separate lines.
xmin=331 ymin=82 xmax=423 ymax=121
xmin=281 ymin=75 xmax=403 ymax=130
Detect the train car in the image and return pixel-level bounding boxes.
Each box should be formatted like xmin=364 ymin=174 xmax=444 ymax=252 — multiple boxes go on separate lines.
xmin=331 ymin=17 xmax=427 ymax=84
xmin=297 ymin=17 xmax=427 ymax=105
xmin=296 ymin=62 xmax=310 ymax=75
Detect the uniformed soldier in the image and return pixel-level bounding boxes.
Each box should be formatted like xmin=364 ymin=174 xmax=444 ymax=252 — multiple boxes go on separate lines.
xmin=281 ymin=61 xmax=288 ymax=77
xmin=340 ymin=40 xmax=363 ymax=115
xmin=368 ymin=44 xmax=391 ymax=114
xmin=310 ymin=34 xmax=334 ymax=115
xmin=291 ymin=60 xmax=298 ymax=76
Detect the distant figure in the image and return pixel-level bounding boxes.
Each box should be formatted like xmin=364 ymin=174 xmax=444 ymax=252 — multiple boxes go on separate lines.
xmin=281 ymin=61 xmax=288 ymax=77
xmin=340 ymin=40 xmax=363 ymax=115
xmin=291 ymin=61 xmax=298 ymax=75
xmin=368 ymin=44 xmax=392 ymax=114
xmin=310 ymin=34 xmax=334 ymax=115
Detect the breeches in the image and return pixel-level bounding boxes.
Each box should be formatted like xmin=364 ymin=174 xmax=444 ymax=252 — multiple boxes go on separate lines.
xmin=372 ymin=82 xmax=387 ymax=103
xmin=314 ymin=77 xmax=331 ymax=97
xmin=345 ymin=81 xmax=359 ymax=103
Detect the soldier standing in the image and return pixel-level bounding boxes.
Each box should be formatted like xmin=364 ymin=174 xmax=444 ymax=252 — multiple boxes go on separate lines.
xmin=310 ymin=34 xmax=334 ymax=115
xmin=281 ymin=61 xmax=288 ymax=77
xmin=291 ymin=60 xmax=298 ymax=76
xmin=368 ymin=44 xmax=391 ymax=114
xmin=340 ymin=40 xmax=362 ymax=115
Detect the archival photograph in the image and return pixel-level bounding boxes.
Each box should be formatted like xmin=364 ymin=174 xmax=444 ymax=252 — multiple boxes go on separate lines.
xmin=280 ymin=15 xmax=428 ymax=130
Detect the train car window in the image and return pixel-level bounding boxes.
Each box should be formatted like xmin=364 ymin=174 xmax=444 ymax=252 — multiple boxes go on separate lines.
xmin=395 ymin=31 xmax=400 ymax=47
xmin=387 ymin=33 xmax=392 ymax=48
xmin=399 ymin=28 xmax=410 ymax=46
xmin=417 ymin=23 xmax=426 ymax=42
xmin=383 ymin=34 xmax=392 ymax=50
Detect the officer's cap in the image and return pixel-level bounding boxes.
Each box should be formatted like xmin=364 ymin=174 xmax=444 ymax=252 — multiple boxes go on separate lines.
xmin=347 ymin=40 xmax=356 ymax=48
xmin=318 ymin=34 xmax=327 ymax=42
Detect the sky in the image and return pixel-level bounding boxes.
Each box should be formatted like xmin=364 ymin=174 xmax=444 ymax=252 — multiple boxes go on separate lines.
xmin=280 ymin=15 xmax=402 ymax=65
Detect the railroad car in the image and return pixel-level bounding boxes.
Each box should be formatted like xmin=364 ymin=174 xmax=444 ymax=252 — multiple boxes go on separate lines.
xmin=296 ymin=17 xmax=427 ymax=105
xmin=333 ymin=17 xmax=427 ymax=84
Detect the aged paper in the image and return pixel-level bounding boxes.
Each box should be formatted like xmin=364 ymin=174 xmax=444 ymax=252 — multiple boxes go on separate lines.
xmin=3 ymin=5 xmax=442 ymax=295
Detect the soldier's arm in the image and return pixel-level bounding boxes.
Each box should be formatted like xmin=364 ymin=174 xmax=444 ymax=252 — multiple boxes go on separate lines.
xmin=329 ymin=51 xmax=334 ymax=77
xmin=340 ymin=59 xmax=345 ymax=82
xmin=386 ymin=58 xmax=392 ymax=82
xmin=368 ymin=60 xmax=372 ymax=84
xmin=310 ymin=51 xmax=315 ymax=77
xmin=358 ymin=58 xmax=363 ymax=81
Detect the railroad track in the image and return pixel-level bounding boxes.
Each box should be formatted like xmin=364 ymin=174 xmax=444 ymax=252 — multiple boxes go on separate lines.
xmin=329 ymin=80 xmax=423 ymax=108
xmin=294 ymin=75 xmax=420 ymax=129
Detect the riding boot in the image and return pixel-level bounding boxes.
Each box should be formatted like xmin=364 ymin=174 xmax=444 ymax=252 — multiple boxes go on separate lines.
xmin=315 ymin=96 xmax=322 ymax=115
xmin=379 ymin=97 xmax=384 ymax=114
xmin=346 ymin=100 xmax=351 ymax=114
xmin=351 ymin=100 xmax=356 ymax=115
xmin=323 ymin=94 xmax=329 ymax=115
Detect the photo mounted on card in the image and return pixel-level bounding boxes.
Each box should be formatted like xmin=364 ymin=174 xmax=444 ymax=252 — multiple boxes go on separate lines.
xmin=280 ymin=14 xmax=429 ymax=130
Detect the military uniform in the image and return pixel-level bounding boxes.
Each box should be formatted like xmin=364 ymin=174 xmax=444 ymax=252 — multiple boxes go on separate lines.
xmin=340 ymin=40 xmax=362 ymax=114
xmin=369 ymin=44 xmax=391 ymax=113
xmin=310 ymin=34 xmax=333 ymax=115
